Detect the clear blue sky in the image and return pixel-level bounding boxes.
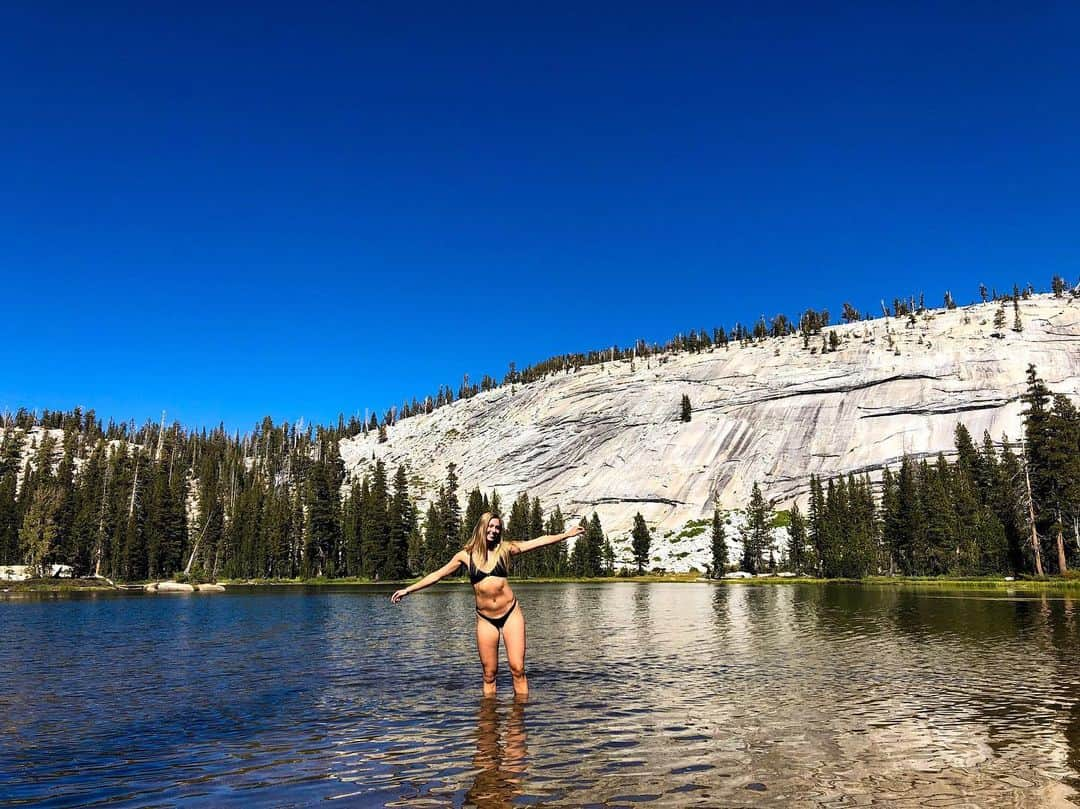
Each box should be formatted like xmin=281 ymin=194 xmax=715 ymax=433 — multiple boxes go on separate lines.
xmin=3 ymin=2 xmax=1077 ymax=431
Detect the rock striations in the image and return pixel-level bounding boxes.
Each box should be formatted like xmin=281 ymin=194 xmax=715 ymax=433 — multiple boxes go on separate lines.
xmin=340 ymin=295 xmax=1080 ymax=559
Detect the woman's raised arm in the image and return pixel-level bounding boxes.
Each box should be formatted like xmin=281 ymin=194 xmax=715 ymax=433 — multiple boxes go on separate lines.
xmin=391 ymin=551 xmax=468 ymax=603
xmin=510 ymin=523 xmax=585 ymax=555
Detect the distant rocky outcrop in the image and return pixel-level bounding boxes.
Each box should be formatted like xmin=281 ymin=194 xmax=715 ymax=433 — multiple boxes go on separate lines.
xmin=340 ymin=295 xmax=1080 ymax=562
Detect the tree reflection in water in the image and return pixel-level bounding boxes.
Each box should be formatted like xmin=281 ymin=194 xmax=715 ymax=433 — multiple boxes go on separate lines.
xmin=465 ymin=696 xmax=529 ymax=808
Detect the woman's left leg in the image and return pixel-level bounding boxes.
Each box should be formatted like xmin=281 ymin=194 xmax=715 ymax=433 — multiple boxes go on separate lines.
xmin=501 ymin=604 xmax=528 ymax=696
xmin=476 ymin=616 xmax=501 ymax=697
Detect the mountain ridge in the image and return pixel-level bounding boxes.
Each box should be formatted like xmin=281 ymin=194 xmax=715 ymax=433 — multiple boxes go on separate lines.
xmin=341 ymin=294 xmax=1080 ymax=547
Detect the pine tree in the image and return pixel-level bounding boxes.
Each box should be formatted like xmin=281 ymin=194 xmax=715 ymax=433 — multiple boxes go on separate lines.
xmin=896 ymin=457 xmax=924 ymax=575
xmin=602 ymin=537 xmax=615 ymax=575
xmin=528 ymin=497 xmax=544 ymax=543
xmin=423 ymin=502 xmax=443 ymax=571
xmin=506 ymin=492 xmax=532 ymax=575
xmin=20 ymin=484 xmax=62 ymax=576
xmin=1045 ymin=394 xmax=1080 ymax=572
xmin=921 ymin=455 xmax=954 ymax=575
xmin=853 ymin=474 xmax=879 ymax=576
xmin=441 ymin=464 xmax=462 ymax=564
xmin=569 ymin=517 xmax=589 ymax=576
xmin=281 ymin=485 xmax=301 ymax=579
xmin=144 ymin=459 xmax=187 ymax=578
xmin=993 ymin=438 xmax=1029 ymax=573
xmin=0 ymin=469 xmax=19 ymax=565
xmin=977 ymin=430 xmax=999 ymax=500
xmin=569 ymin=514 xmax=604 ymax=576
xmin=992 ymin=304 xmax=1006 ymax=337
xmin=463 ymin=487 xmax=486 ymax=542
xmin=710 ymin=508 xmax=728 ymax=578
xmin=821 ymin=477 xmax=843 ymax=577
xmin=528 ymin=496 xmax=558 ymax=575
xmin=306 ymin=449 xmax=344 ymax=578
xmin=787 ymin=503 xmax=806 ymax=574
xmin=879 ymin=466 xmax=899 ymax=574
xmin=342 ymin=482 xmax=364 ymax=576
xmin=585 ymin=513 xmax=605 ymax=576
xmin=51 ymin=431 xmax=77 ymax=571
xmin=1022 ymin=364 xmax=1056 ymax=571
xmin=385 ymin=465 xmax=414 ymax=579
xmin=950 ymin=438 xmax=982 ymax=574
xmin=631 ymin=512 xmax=651 ymax=575
xmin=0 ymin=427 xmax=26 ymax=566
xmin=742 ymin=483 xmax=771 ymax=574
xmin=229 ymin=475 xmax=264 ymax=578
xmin=264 ymin=484 xmax=293 ymax=578
xmin=680 ymin=395 xmax=692 ymax=423
xmin=361 ymin=461 xmax=389 ymax=578
xmin=807 ymin=474 xmax=826 ymax=577
xmin=120 ymin=452 xmax=148 ymax=581
xmin=544 ymin=506 xmax=568 ymax=575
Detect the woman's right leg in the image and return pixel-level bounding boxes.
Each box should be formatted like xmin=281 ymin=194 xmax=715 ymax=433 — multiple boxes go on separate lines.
xmin=476 ymin=616 xmax=501 ymax=696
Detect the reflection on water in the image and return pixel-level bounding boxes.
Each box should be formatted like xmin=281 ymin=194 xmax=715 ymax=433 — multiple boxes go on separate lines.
xmin=1 ymin=583 xmax=1079 ymax=807
xmin=467 ymin=697 xmax=528 ymax=809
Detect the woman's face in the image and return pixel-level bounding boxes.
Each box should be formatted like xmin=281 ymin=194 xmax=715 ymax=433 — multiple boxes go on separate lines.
xmin=486 ymin=518 xmax=503 ymax=544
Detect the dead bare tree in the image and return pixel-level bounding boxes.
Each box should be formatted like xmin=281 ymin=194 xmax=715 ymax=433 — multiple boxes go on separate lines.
xmin=183 ymin=505 xmax=215 ymax=577
xmin=1018 ymin=437 xmax=1045 ymax=576
xmin=93 ymin=461 xmax=110 ymax=579
xmin=129 ymin=455 xmax=140 ymax=521
xmin=154 ymin=411 xmax=166 ymax=461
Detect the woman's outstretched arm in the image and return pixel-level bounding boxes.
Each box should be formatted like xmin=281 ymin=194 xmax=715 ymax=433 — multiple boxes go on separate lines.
xmin=509 ymin=523 xmax=585 ymax=555
xmin=391 ymin=550 xmax=468 ymax=603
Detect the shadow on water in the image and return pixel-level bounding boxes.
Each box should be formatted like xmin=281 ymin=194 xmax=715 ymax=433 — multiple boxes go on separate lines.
xmin=465 ymin=696 xmax=529 ymax=809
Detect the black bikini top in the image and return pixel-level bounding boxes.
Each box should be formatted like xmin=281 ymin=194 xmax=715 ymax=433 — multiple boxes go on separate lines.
xmin=465 ymin=553 xmax=508 ymax=584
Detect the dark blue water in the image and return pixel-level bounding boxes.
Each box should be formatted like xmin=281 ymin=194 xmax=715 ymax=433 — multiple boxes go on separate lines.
xmin=3 ymin=583 xmax=1080 ymax=807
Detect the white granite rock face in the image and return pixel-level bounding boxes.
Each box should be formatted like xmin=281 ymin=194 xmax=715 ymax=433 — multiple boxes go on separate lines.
xmin=340 ymin=295 xmax=1080 ymax=567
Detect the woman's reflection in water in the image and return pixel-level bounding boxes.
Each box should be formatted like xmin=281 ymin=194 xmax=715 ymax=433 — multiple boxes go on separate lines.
xmin=465 ymin=696 xmax=529 ymax=808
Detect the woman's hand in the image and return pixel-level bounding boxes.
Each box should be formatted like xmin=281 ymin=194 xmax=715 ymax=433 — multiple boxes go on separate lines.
xmin=566 ymin=524 xmax=586 ymax=540
xmin=391 ymin=589 xmax=408 ymax=604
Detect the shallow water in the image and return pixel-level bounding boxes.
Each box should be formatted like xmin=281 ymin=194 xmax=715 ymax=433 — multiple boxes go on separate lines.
xmin=2 ymin=583 xmax=1079 ymax=807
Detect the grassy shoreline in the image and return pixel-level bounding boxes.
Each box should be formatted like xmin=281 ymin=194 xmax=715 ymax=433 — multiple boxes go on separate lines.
xmin=2 ymin=578 xmax=120 ymax=593
xmin=6 ymin=574 xmax=1080 ymax=593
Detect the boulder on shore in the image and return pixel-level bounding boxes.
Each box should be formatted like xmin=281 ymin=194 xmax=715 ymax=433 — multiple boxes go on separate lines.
xmin=195 ymin=583 xmax=225 ymax=592
xmin=156 ymin=581 xmax=195 ymax=593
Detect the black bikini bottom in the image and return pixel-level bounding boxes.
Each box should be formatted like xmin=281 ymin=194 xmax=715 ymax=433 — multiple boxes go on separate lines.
xmin=476 ymin=599 xmax=518 ymax=630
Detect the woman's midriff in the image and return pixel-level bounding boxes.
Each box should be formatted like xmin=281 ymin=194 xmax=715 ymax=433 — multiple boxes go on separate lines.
xmin=473 ymin=579 xmax=514 ymax=617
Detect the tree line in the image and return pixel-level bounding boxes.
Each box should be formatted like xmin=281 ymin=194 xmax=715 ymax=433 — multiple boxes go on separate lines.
xmin=0 ymin=408 xmax=625 ymax=581
xmin=723 ymin=364 xmax=1079 ymax=578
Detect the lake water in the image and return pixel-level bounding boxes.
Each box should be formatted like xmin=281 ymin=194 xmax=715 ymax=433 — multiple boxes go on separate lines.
xmin=2 ymin=583 xmax=1079 ymax=808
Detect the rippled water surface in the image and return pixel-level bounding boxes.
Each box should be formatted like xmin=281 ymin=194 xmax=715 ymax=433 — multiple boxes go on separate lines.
xmin=3 ymin=583 xmax=1080 ymax=807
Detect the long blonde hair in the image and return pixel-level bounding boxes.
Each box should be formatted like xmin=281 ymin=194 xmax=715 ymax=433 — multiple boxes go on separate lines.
xmin=464 ymin=511 xmax=508 ymax=569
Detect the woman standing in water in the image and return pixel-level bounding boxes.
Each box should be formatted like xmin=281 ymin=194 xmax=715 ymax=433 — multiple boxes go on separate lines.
xmin=391 ymin=512 xmax=584 ymax=696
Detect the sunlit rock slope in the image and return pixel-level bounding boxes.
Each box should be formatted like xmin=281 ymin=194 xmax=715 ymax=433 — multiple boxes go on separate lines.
xmin=341 ymin=295 xmax=1080 ymax=562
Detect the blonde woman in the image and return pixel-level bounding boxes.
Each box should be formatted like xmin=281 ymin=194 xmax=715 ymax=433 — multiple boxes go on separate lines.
xmin=392 ymin=512 xmax=584 ymax=696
